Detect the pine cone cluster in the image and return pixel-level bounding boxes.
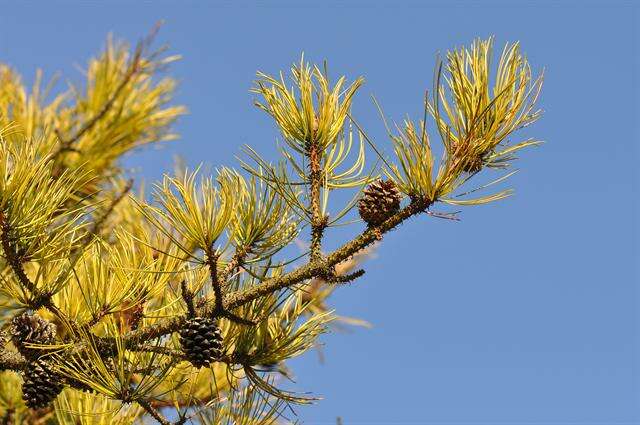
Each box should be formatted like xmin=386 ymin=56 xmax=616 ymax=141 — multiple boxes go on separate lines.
xmin=10 ymin=312 xmax=63 ymax=409
xmin=358 ymin=179 xmax=403 ymax=226
xmin=11 ymin=312 xmax=56 ymax=360
xmin=179 ymin=317 xmax=223 ymax=368
xmin=22 ymin=360 xmax=64 ymax=409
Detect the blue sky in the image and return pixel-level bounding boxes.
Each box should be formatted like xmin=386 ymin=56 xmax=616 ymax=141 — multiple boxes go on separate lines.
xmin=1 ymin=1 xmax=638 ymax=424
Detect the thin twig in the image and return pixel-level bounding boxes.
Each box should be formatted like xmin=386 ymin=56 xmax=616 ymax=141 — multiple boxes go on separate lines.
xmin=0 ymin=212 xmax=66 ymax=317
xmin=307 ymin=123 xmax=327 ymax=263
xmin=54 ymin=43 xmax=144 ymax=157
xmin=219 ymin=245 xmax=250 ymax=284
xmin=77 ymin=178 xmax=133 ymax=249
xmin=133 ymin=344 xmax=187 ymax=360
xmin=138 ymin=399 xmax=172 ymax=425
xmin=205 ymin=249 xmax=223 ymax=314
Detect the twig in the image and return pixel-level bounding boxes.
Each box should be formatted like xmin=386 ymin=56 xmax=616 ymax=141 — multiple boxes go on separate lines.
xmin=180 ymin=280 xmax=196 ymax=317
xmin=0 ymin=212 xmax=68 ymax=318
xmin=0 ymin=213 xmax=39 ymax=295
xmin=81 ymin=304 xmax=111 ymax=328
xmin=138 ymin=399 xmax=172 ymax=425
xmin=133 ymin=344 xmax=187 ymax=360
xmin=150 ymin=394 xmax=216 ymax=409
xmin=204 ymin=249 xmax=223 ymax=314
xmin=219 ymin=245 xmax=250 ymax=284
xmin=77 ymin=178 xmax=133 ymax=249
xmin=326 ymin=269 xmax=365 ymax=284
xmin=307 ymin=131 xmax=327 ymax=263
xmin=53 ymin=43 xmax=144 ymax=158
xmin=0 ymin=408 xmax=14 ymax=425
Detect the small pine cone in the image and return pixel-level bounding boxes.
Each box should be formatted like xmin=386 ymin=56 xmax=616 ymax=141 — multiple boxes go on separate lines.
xmin=179 ymin=317 xmax=223 ymax=368
xmin=358 ymin=179 xmax=403 ymax=226
xmin=22 ymin=360 xmax=63 ymax=409
xmin=11 ymin=312 xmax=56 ymax=359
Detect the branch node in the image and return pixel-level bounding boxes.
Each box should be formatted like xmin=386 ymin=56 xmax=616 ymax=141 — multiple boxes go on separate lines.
xmin=180 ymin=281 xmax=196 ymax=318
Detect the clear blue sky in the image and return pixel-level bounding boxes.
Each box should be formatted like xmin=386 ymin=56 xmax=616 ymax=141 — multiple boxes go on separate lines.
xmin=1 ymin=1 xmax=638 ymax=424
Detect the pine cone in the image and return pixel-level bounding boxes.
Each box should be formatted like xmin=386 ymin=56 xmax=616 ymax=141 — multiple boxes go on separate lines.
xmin=11 ymin=312 xmax=56 ymax=359
xmin=358 ymin=179 xmax=402 ymax=226
xmin=179 ymin=317 xmax=223 ymax=368
xmin=22 ymin=360 xmax=63 ymax=409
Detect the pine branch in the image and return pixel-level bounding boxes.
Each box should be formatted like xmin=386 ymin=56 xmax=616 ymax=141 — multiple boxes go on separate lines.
xmin=205 ymin=248 xmax=223 ymax=314
xmin=53 ymin=42 xmax=144 ymax=157
xmin=308 ymin=134 xmax=327 ymax=263
xmin=0 ymin=212 xmax=68 ymax=318
xmin=225 ymin=197 xmax=430 ymax=310
xmin=119 ymin=196 xmax=431 ymax=350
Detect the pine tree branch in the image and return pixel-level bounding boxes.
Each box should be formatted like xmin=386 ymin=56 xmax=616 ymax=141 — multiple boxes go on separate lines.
xmin=119 ymin=196 xmax=431 ymax=350
xmin=224 ymin=197 xmax=430 ymax=310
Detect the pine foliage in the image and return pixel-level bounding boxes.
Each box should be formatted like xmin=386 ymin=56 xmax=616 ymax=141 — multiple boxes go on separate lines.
xmin=0 ymin=30 xmax=543 ymax=424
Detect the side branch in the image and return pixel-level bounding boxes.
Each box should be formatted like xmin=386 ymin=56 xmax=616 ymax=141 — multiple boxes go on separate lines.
xmin=0 ymin=213 xmax=39 ymax=295
xmin=80 ymin=179 xmax=134 ymax=248
xmin=219 ymin=245 xmax=250 ymax=284
xmin=308 ymin=138 xmax=326 ymax=263
xmin=54 ymin=44 xmax=144 ymax=155
xmin=225 ymin=197 xmax=430 ymax=309
xmin=205 ymin=249 xmax=223 ymax=313
xmin=0 ymin=213 xmax=65 ymax=316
